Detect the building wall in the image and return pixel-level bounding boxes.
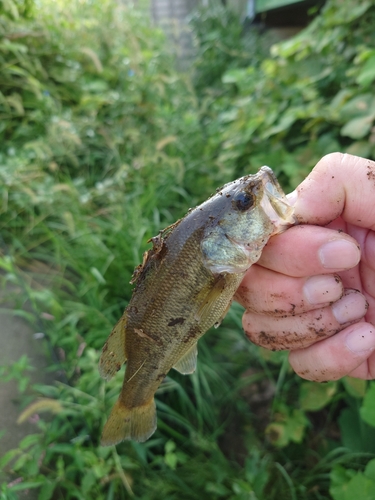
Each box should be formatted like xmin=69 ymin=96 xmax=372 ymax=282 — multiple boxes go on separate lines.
xmin=151 ymin=0 xmax=199 ymax=67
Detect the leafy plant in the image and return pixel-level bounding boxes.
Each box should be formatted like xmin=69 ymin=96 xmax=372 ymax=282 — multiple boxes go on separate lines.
xmin=194 ymin=0 xmax=375 ymax=191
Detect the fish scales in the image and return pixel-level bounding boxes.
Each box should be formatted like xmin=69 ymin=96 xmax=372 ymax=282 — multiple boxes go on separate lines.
xmin=123 ymin=228 xmax=243 ymax=406
xmin=99 ymin=166 xmax=296 ymax=445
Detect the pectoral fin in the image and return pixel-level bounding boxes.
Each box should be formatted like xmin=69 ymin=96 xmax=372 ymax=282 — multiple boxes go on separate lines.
xmin=173 ymin=342 xmax=198 ymax=374
xmin=99 ymin=315 xmax=127 ymax=381
xmin=195 ymin=274 xmax=227 ymax=323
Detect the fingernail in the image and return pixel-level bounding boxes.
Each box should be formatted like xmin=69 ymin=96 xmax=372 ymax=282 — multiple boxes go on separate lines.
xmin=332 ymin=291 xmax=368 ymax=324
xmin=345 ymin=325 xmax=375 ymax=353
xmin=303 ymin=275 xmax=342 ymax=305
xmin=287 ymin=190 xmax=298 ymax=206
xmin=319 ymin=240 xmax=360 ymax=269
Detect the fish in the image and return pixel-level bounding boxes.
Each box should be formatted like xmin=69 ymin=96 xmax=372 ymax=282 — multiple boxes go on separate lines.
xmin=99 ymin=166 xmax=296 ymax=445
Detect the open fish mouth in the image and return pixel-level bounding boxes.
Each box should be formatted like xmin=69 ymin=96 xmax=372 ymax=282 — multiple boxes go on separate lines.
xmin=261 ymin=177 xmax=297 ymax=233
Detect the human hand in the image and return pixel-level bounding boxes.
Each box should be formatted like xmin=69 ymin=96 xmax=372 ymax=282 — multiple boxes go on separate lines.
xmin=235 ymin=153 xmax=375 ymax=381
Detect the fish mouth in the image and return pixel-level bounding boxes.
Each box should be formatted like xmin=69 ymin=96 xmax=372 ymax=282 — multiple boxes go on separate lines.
xmin=260 ymin=171 xmax=297 ymax=233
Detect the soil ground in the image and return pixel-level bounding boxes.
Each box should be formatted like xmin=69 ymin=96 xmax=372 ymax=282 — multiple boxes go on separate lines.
xmin=0 ymin=297 xmax=47 ymax=498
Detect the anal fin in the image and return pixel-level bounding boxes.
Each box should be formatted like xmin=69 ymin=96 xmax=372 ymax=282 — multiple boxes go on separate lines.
xmin=99 ymin=315 xmax=127 ymax=381
xmin=173 ymin=342 xmax=198 ymax=374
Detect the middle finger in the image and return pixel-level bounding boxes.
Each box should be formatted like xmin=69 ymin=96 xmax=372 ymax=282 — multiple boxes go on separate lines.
xmin=235 ymin=265 xmax=343 ymax=316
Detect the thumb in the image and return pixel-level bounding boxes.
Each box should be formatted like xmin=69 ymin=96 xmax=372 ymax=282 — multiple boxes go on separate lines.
xmin=290 ymin=153 xmax=375 ymax=230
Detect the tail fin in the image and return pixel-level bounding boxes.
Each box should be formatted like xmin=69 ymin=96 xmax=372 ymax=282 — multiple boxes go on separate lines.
xmin=101 ymin=398 xmax=157 ymax=445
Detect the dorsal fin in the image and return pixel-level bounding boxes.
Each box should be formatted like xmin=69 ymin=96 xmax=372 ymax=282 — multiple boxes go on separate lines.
xmin=98 ymin=315 xmax=127 ymax=381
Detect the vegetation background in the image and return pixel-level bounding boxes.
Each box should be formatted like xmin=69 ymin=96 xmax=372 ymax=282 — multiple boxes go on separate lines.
xmin=1 ymin=0 xmax=375 ymax=498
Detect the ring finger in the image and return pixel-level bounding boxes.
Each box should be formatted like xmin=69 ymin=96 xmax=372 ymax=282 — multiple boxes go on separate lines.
xmin=242 ymin=289 xmax=368 ymax=350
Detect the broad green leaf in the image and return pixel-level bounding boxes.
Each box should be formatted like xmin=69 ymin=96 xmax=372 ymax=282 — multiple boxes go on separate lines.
xmin=339 ymin=408 xmax=361 ymax=452
xmin=205 ymin=481 xmax=229 ymax=496
xmin=286 ymin=409 xmax=309 ymax=443
xmin=342 ymin=377 xmax=367 ymax=398
xmin=340 ymin=115 xmax=374 ymax=139
xmin=232 ymin=479 xmax=253 ymax=494
xmin=331 ymin=464 xmax=356 ymax=483
xmin=38 ymin=481 xmax=55 ymax=500
xmin=222 ymin=69 xmax=247 ymax=84
xmin=329 ymin=89 xmax=353 ymax=112
xmin=345 ymin=141 xmax=371 ymax=158
xmin=259 ymin=348 xmax=288 ymax=365
xmin=339 ymin=406 xmax=375 ymax=453
xmin=19 ymin=434 xmax=41 ymax=450
xmin=330 ymin=471 xmax=375 ymax=500
xmin=265 ymin=422 xmax=289 ymax=448
xmin=339 ymin=94 xmax=375 ymax=120
xmin=364 ymin=459 xmax=375 ymax=481
xmin=263 ymin=112 xmax=297 ymax=138
xmin=356 ymin=55 xmax=375 ymax=87
xmin=360 ymin=383 xmax=375 ymax=427
xmin=344 ymin=1 xmax=372 ymax=23
xmin=266 ymin=409 xmax=308 ymax=448
xmin=164 ymin=451 xmax=177 ymax=469
xmin=300 ymin=381 xmax=337 ymax=411
xmin=0 ymin=449 xmax=20 ymax=469
xmin=272 ymin=35 xmax=304 ymax=58
xmin=164 ymin=440 xmax=176 ymax=454
xmin=8 ymin=481 xmax=44 ymax=492
xmin=81 ymin=471 xmax=96 ymax=495
xmin=1 ymin=0 xmax=19 ymax=20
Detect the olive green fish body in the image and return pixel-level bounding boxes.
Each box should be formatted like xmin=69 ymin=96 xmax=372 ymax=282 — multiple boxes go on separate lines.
xmin=99 ymin=167 xmax=295 ymax=445
xmin=122 ymin=230 xmax=243 ymax=404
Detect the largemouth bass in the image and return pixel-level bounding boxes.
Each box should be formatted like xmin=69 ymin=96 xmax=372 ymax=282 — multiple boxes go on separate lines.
xmin=99 ymin=166 xmax=295 ymax=445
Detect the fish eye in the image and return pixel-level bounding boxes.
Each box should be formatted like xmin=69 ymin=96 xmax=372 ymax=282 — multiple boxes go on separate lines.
xmin=232 ymin=191 xmax=254 ymax=211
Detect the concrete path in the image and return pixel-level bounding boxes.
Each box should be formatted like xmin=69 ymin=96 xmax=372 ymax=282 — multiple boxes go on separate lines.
xmin=0 ymin=301 xmax=47 ymax=498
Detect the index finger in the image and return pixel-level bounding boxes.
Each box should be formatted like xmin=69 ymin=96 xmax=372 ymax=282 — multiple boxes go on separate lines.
xmin=291 ymin=153 xmax=375 ymax=229
xmin=258 ymin=224 xmax=360 ymax=277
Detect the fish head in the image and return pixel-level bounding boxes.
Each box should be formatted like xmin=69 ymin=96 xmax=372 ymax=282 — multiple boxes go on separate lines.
xmin=200 ymin=166 xmax=296 ymax=274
